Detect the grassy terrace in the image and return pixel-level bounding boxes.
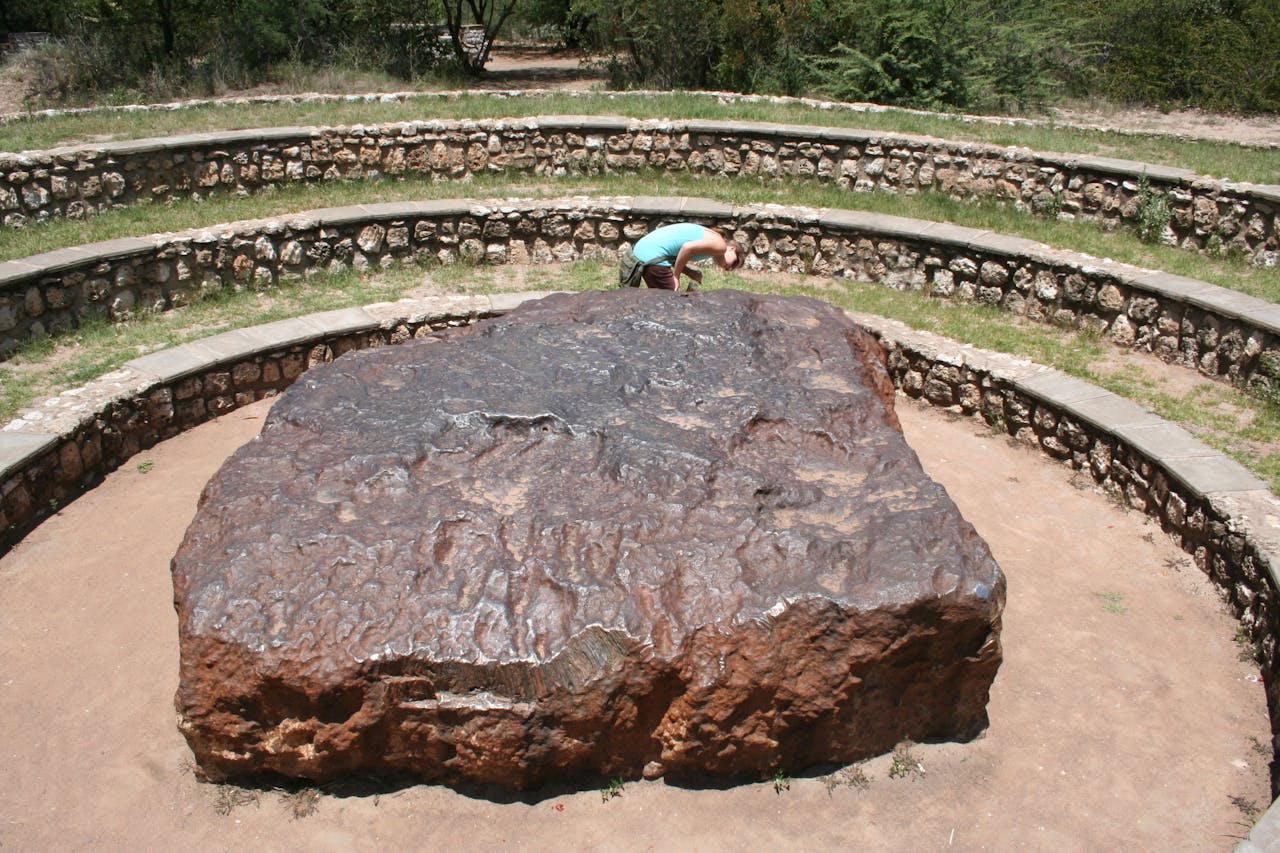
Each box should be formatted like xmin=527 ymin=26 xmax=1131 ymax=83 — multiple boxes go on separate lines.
xmin=2 ymin=92 xmax=1278 ymax=185
xmin=1 ymin=95 xmax=1277 ymax=493
xmin=4 ymin=172 xmax=1279 ymax=302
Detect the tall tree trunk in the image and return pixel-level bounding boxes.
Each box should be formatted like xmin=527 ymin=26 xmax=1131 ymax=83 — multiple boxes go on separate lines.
xmin=155 ymin=0 xmax=176 ymax=58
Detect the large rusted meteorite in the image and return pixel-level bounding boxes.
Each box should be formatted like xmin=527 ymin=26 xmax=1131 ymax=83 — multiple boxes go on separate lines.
xmin=172 ymin=289 xmax=1004 ymax=787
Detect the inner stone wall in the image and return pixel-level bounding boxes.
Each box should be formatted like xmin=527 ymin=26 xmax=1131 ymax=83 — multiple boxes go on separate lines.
xmin=3 ymin=116 xmax=1277 ymax=265
xmin=2 ymin=290 xmax=1277 ymax=808
xmin=3 ymin=197 xmax=1278 ymax=394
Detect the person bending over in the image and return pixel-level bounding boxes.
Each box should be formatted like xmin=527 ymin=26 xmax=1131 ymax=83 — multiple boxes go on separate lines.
xmin=623 ymin=223 xmax=744 ymax=292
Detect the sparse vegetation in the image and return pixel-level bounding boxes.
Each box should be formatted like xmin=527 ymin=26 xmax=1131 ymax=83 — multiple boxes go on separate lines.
xmin=823 ymin=765 xmax=871 ymax=795
xmin=3 ymin=169 xmax=1277 ymax=302
xmin=1235 ymin=625 xmax=1263 ymax=664
xmin=1095 ymin=591 xmax=1128 ymax=614
xmin=599 ymin=777 xmax=625 ymax=802
xmin=1 ymin=93 xmax=1276 ymax=186
xmin=772 ymin=769 xmax=791 ymax=795
xmin=212 ymin=785 xmax=260 ymax=816
xmin=887 ymin=742 xmax=924 ymax=780
xmin=1133 ymin=175 xmax=1171 ymax=245
xmin=283 ymin=788 xmax=321 ymax=819
xmin=1230 ymin=794 xmax=1262 ymax=819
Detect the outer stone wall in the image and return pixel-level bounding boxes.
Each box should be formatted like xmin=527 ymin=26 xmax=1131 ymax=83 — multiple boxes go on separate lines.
xmin=3 ymin=197 xmax=1279 ymax=393
xmin=2 ymin=116 xmax=1277 ymax=265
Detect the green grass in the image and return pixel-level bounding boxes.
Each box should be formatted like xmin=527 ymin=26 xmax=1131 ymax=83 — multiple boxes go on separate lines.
xmin=0 ymin=265 xmax=418 ymax=421
xmin=4 ymin=170 xmax=1277 ymax=303
xmin=1095 ymin=592 xmax=1128 ymax=614
xmin=3 ymin=88 xmax=1277 ymax=497
xmin=3 ymin=92 xmax=1277 ymax=184
xmin=5 ymin=256 xmax=1277 ymax=492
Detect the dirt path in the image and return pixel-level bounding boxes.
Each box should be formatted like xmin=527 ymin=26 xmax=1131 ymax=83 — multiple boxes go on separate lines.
xmin=0 ymin=393 xmax=1269 ymax=850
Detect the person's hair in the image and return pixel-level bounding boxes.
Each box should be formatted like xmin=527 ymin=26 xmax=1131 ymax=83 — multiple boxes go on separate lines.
xmin=726 ymin=241 xmax=745 ymax=270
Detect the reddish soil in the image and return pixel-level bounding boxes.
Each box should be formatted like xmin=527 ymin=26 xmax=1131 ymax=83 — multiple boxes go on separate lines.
xmin=0 ymin=393 xmax=1270 ymax=850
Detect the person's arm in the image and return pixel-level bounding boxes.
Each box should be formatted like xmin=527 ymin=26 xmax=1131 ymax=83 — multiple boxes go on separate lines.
xmin=671 ymin=234 xmax=725 ymax=285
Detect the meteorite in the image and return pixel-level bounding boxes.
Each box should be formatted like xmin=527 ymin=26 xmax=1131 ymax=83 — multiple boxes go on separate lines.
xmin=172 ymin=289 xmax=1004 ymax=787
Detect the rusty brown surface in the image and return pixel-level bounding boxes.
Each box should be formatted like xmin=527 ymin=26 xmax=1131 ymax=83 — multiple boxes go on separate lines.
xmin=172 ymin=289 xmax=1004 ymax=788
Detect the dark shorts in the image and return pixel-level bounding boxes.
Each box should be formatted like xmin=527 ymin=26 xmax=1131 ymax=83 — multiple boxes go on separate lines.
xmin=642 ymin=264 xmax=679 ymax=290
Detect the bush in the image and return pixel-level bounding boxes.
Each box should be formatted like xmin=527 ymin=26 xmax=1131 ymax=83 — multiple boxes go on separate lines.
xmin=1071 ymin=0 xmax=1280 ymax=112
xmin=808 ymin=0 xmax=1071 ymax=112
xmin=808 ymin=7 xmax=969 ymax=109
xmin=578 ymin=0 xmax=719 ymax=89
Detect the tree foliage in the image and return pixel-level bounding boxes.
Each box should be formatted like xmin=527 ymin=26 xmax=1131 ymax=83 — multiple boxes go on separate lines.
xmin=575 ymin=0 xmax=719 ymax=89
xmin=440 ymin=0 xmax=521 ymax=71
xmin=1069 ymin=0 xmax=1280 ymax=112
xmin=6 ymin=0 xmax=1279 ymax=113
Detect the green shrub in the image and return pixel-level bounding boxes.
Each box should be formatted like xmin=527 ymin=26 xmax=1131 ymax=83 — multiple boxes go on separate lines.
xmin=577 ymin=0 xmax=719 ymax=89
xmin=1134 ymin=176 xmax=1172 ymax=244
xmin=807 ymin=0 xmax=1071 ymax=112
xmin=1070 ymin=0 xmax=1280 ymax=112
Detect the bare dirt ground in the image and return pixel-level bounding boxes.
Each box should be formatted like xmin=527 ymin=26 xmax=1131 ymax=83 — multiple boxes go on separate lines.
xmin=480 ymin=44 xmax=605 ymax=92
xmin=0 ymin=390 xmax=1271 ymax=851
xmin=1050 ymin=103 xmax=1280 ymax=148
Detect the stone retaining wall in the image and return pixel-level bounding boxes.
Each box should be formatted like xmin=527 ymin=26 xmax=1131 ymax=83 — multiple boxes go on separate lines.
xmin=3 ymin=289 xmax=1278 ymax=812
xmin=3 ymin=116 xmax=1277 ymax=265
xmin=0 ymin=293 xmax=505 ymax=552
xmin=3 ymin=197 xmax=1279 ymax=393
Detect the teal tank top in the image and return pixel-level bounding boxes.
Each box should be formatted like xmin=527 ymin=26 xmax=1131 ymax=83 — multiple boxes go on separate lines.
xmin=632 ymin=223 xmax=710 ymax=266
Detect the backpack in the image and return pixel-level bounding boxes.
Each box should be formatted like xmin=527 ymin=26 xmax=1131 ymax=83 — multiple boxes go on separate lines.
xmin=617 ymin=250 xmax=673 ymax=288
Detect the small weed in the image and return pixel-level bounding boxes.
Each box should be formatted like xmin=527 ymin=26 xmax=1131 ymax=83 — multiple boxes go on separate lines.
xmin=772 ymin=769 xmax=791 ymax=795
xmin=1230 ymin=794 xmax=1262 ymax=819
xmin=1101 ymin=485 xmax=1133 ymax=513
xmin=282 ymin=788 xmax=320 ymax=819
xmin=1032 ymin=188 xmax=1064 ymax=219
xmin=48 ymin=498 xmax=59 ymax=512
xmin=1134 ymin=174 xmax=1171 ymax=244
xmin=137 ymin=460 xmax=154 ymax=474
xmin=823 ymin=765 xmax=870 ymax=796
xmin=1251 ymin=353 xmax=1280 ymax=408
xmin=1235 ymin=625 xmax=1262 ymax=663
xmin=888 ymin=742 xmax=925 ymax=780
xmin=1173 ymin=614 xmax=1184 ymax=621
xmin=600 ymin=777 xmax=625 ymax=803
xmin=1248 ymin=735 xmax=1271 ymax=758
xmin=212 ymin=785 xmax=260 ymax=816
xmin=1095 ymin=591 xmax=1127 ymax=614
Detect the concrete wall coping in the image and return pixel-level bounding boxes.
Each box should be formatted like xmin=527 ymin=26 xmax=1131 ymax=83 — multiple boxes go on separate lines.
xmin=4 ymin=116 xmax=1276 ymax=207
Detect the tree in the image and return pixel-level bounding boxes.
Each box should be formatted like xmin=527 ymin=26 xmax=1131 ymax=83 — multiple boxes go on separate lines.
xmin=573 ymin=0 xmax=719 ymax=89
xmin=440 ymin=0 xmax=521 ymax=73
xmin=1069 ymin=0 xmax=1280 ymax=112
xmin=808 ymin=0 xmax=1075 ymax=112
